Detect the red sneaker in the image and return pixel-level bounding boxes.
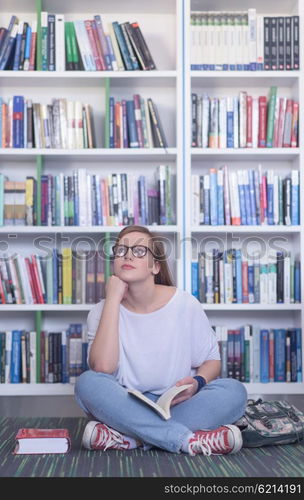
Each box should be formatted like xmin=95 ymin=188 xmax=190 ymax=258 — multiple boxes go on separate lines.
xmin=188 ymin=424 xmax=243 ymax=456
xmin=82 ymin=421 xmax=132 ymax=451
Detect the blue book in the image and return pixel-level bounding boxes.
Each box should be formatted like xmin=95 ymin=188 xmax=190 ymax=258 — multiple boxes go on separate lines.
xmin=122 ymin=100 xmax=129 ymax=148
xmin=239 ymin=327 xmax=245 ymax=382
xmin=10 ymin=330 xmax=21 ymax=383
xmin=226 ymin=109 xmax=234 ymax=147
xmin=248 ymin=170 xmax=257 ymax=225
xmin=23 ymin=24 xmax=32 ymax=69
xmin=0 ymin=16 xmax=16 ymax=60
xmin=191 ymin=260 xmax=199 ymax=298
xmin=248 ymin=260 xmax=255 ymax=303
xmin=260 ymin=329 xmax=269 ymax=383
xmin=203 ymin=175 xmax=210 ymax=224
xmin=75 ymin=324 xmax=83 ymax=376
xmin=109 ymin=97 xmax=115 ymax=148
xmin=81 ymin=330 xmax=88 ymax=372
xmin=217 ymin=170 xmax=224 ymax=225
xmin=289 ymin=328 xmax=298 ymax=382
xmin=296 ymin=327 xmax=302 ymax=382
xmin=243 ymin=171 xmax=251 ymax=225
xmin=294 ymin=262 xmax=301 ymax=303
xmin=112 ymin=22 xmax=133 ymax=70
xmin=253 ymin=326 xmax=260 ymax=382
xmin=274 ymin=329 xmax=286 ymax=382
xmin=267 ymin=172 xmax=274 ymax=224
xmin=13 ymin=22 xmax=23 ymax=70
xmin=126 ymin=100 xmax=139 ymax=148
xmin=61 ymin=330 xmax=68 ymax=383
xmin=105 ymin=34 xmax=116 ymax=70
xmin=227 ymin=330 xmax=234 ymax=378
xmin=233 ymin=329 xmax=241 ymax=380
xmin=0 ymin=16 xmax=18 ymax=70
xmin=237 ymin=172 xmax=247 ymax=225
xmin=139 ymin=175 xmax=147 ymax=225
xmin=95 ymin=175 xmax=102 ymax=226
xmin=209 ymin=169 xmax=218 ymax=225
xmin=52 ymin=248 xmax=58 ymax=304
xmin=291 ymin=171 xmax=299 ymax=225
xmin=13 ymin=96 xmax=24 ymax=148
xmin=235 ymin=249 xmax=242 ymax=303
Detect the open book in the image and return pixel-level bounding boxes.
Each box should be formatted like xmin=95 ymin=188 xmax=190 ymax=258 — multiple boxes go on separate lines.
xmin=127 ymin=384 xmax=192 ymax=420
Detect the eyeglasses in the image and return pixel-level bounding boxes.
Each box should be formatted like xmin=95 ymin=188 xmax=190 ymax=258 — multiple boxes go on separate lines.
xmin=112 ymin=244 xmax=157 ymax=259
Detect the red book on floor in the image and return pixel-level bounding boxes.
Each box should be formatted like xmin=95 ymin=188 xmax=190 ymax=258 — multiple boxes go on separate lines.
xmin=13 ymin=428 xmax=71 ymax=454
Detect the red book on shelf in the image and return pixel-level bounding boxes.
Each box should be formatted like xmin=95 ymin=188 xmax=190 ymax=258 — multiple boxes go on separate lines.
xmin=291 ymin=101 xmax=299 ymax=147
xmin=0 ymin=277 xmax=6 ymax=304
xmin=24 ymin=257 xmax=37 ymax=304
xmin=13 ymin=428 xmax=71 ymax=455
xmin=31 ymin=255 xmax=44 ymax=303
xmin=241 ymin=260 xmax=249 ymax=303
xmin=258 ymin=96 xmax=267 ymax=147
xmin=29 ymin=23 xmax=37 ymax=70
xmin=91 ymin=19 xmax=106 ymax=71
xmin=84 ymin=20 xmax=103 ymax=71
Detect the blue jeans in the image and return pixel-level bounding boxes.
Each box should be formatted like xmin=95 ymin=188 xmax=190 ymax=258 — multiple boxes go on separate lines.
xmin=74 ymin=370 xmax=248 ymax=453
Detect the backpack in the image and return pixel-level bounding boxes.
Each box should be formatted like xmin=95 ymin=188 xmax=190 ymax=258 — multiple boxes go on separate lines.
xmin=234 ymin=398 xmax=304 ymax=447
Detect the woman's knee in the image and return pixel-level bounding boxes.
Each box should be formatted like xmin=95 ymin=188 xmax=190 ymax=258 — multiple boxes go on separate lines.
xmin=74 ymin=369 xmax=115 ymax=397
xmin=221 ymin=378 xmax=248 ymax=408
xmin=211 ymin=377 xmax=248 ymax=408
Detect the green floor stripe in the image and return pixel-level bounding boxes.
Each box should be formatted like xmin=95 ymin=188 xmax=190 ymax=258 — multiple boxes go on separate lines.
xmin=0 ymin=417 xmax=303 ymax=477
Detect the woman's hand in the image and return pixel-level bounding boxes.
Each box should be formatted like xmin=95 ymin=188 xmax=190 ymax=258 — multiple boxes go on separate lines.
xmin=105 ymin=275 xmax=129 ymax=303
xmin=170 ymin=376 xmax=198 ymax=407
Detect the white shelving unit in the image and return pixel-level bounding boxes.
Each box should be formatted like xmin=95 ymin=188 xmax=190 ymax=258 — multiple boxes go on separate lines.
xmin=184 ymin=0 xmax=304 ymax=395
xmin=0 ymin=0 xmax=304 ymax=401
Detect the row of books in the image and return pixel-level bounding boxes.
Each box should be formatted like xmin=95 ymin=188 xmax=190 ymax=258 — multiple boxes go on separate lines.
xmin=213 ymin=325 xmax=302 ymax=383
xmin=191 ymin=87 xmax=299 ymax=148
xmin=0 ymin=250 xmax=107 ymax=305
xmin=0 ymin=14 xmax=156 ymax=71
xmin=0 ymin=96 xmax=95 ymax=149
xmin=191 ymin=249 xmax=301 ymax=304
xmin=0 ymin=94 xmax=167 ymax=149
xmin=107 ymin=95 xmax=168 ymax=148
xmin=0 ymin=325 xmax=88 ymax=384
xmin=191 ymin=166 xmax=300 ymax=226
xmin=190 ymin=11 xmax=300 ymax=71
xmin=0 ymin=166 xmax=176 ymax=227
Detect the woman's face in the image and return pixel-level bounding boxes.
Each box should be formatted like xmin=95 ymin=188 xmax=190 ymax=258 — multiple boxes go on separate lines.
xmin=113 ymin=232 xmax=160 ymax=283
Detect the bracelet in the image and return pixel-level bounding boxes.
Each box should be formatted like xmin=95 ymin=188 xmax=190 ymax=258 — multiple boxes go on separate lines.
xmin=193 ymin=375 xmax=207 ymax=393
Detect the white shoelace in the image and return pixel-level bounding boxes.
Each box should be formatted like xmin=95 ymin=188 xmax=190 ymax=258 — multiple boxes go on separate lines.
xmin=94 ymin=425 xmax=128 ymax=451
xmin=189 ymin=429 xmax=229 ymax=456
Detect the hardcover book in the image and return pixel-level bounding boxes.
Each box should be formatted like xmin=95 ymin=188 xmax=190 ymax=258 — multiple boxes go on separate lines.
xmin=13 ymin=428 xmax=71 ymax=454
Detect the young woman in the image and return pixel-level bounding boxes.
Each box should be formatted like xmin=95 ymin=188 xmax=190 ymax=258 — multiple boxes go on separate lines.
xmin=75 ymin=225 xmax=248 ymax=456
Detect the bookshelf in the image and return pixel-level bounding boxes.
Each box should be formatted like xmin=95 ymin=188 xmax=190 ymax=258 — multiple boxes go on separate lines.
xmin=0 ymin=0 xmax=184 ymax=399
xmin=184 ymin=0 xmax=304 ymax=395
xmin=0 ymin=0 xmax=303 ymax=405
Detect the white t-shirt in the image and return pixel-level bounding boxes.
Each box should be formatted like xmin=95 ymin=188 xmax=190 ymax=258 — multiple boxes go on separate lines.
xmin=86 ymin=288 xmax=221 ymax=395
